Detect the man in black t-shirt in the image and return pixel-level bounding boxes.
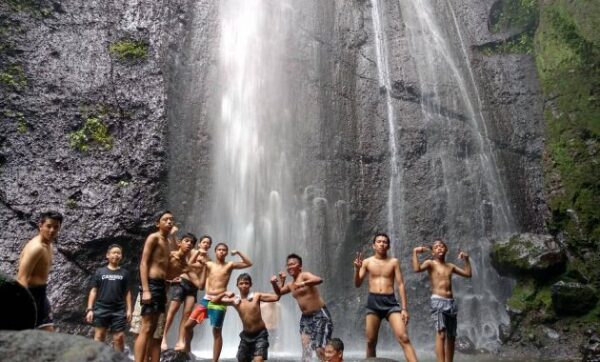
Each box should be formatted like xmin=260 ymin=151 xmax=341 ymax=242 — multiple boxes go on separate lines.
xmin=86 ymin=244 xmax=133 ymax=352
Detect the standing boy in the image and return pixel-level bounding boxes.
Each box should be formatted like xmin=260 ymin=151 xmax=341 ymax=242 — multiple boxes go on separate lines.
xmin=216 ymin=273 xmax=280 ymax=362
xmin=177 ymin=243 xmax=252 ymax=361
xmin=134 ymin=210 xmax=174 ymax=362
xmin=271 ymin=253 xmax=333 ymax=361
xmin=17 ymin=211 xmax=63 ymax=331
xmin=85 ymin=244 xmax=133 ymax=352
xmin=412 ymin=239 xmax=471 ymax=362
xmin=353 ymin=233 xmax=417 ymax=361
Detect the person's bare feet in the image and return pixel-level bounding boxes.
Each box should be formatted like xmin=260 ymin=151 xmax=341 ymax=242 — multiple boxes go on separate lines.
xmin=174 ymin=341 xmax=186 ymax=352
xmin=161 ymin=338 xmax=168 ymax=351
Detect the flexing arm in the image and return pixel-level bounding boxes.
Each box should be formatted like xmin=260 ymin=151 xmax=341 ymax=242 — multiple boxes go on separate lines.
xmin=270 ymin=272 xmax=291 ymax=295
xmin=295 ymin=272 xmax=323 ymax=288
xmin=354 ymin=252 xmax=367 ymax=288
xmin=85 ymin=287 xmax=97 ymax=323
xmin=139 ymin=234 xmax=157 ymax=303
xmin=259 ymin=292 xmax=280 ymax=303
xmin=16 ymin=245 xmax=43 ymax=287
xmin=231 ymin=250 xmax=253 ymax=269
xmin=211 ymin=290 xmax=235 ymax=304
xmin=453 ymin=251 xmax=472 ymax=278
xmin=412 ymin=246 xmax=431 ymax=272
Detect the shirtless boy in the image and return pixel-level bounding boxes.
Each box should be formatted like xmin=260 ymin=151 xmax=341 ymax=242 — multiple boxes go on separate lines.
xmin=133 ymin=210 xmax=174 ymax=362
xmin=160 ymin=233 xmax=196 ymax=350
xmin=271 ymin=253 xmax=333 ymax=361
xmin=173 ymin=235 xmax=212 ymax=352
xmin=177 ymin=243 xmax=252 ymax=361
xmin=353 ymin=233 xmax=417 ymax=361
xmin=17 ymin=211 xmax=63 ymax=331
xmin=217 ymin=273 xmax=280 ymax=362
xmin=412 ymin=239 xmax=471 ymax=362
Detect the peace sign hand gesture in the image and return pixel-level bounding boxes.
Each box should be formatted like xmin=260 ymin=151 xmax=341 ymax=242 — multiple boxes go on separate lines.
xmin=353 ymin=251 xmax=363 ymax=270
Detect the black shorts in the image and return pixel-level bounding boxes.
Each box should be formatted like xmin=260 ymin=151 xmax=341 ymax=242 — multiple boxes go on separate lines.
xmin=299 ymin=306 xmax=333 ymax=351
xmin=168 ymin=278 xmax=198 ymax=302
xmin=139 ymin=278 xmax=166 ymax=315
xmin=366 ymin=293 xmax=402 ymax=320
xmin=237 ymin=328 xmax=269 ymax=362
xmin=93 ymin=307 xmax=127 ymax=332
xmin=28 ymin=284 xmax=53 ymax=328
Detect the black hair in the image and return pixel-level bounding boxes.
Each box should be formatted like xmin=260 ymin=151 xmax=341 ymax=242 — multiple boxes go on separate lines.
xmin=106 ymin=244 xmax=123 ymax=252
xmin=181 ymin=233 xmax=198 ymax=244
xmin=432 ymin=239 xmax=447 ymax=247
xmin=154 ymin=210 xmax=173 ymax=223
xmin=199 ymin=235 xmax=212 ymax=244
xmin=39 ymin=211 xmax=63 ymax=225
xmin=373 ymin=232 xmax=390 ymax=244
xmin=287 ymin=253 xmax=302 ymax=266
xmin=237 ymin=273 xmax=252 ymax=285
xmin=327 ymin=337 xmax=344 ymax=352
xmin=215 ymin=242 xmax=228 ymax=251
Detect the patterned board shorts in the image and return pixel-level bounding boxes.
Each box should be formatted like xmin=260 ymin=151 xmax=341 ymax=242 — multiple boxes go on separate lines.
xmin=430 ymin=295 xmax=458 ymax=337
xmin=130 ymin=292 xmax=166 ymax=339
xmin=299 ymin=306 xmax=333 ymax=351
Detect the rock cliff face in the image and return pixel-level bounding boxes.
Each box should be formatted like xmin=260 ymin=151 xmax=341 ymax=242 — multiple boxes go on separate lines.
xmin=0 ymin=0 xmax=553 ymax=355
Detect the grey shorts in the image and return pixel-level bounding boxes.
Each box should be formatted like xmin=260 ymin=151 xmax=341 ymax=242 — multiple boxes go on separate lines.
xmin=237 ymin=328 xmax=269 ymax=362
xmin=430 ymin=295 xmax=457 ymax=337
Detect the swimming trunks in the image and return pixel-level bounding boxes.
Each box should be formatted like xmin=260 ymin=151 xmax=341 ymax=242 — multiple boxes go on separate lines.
xmin=93 ymin=307 xmax=127 ymax=332
xmin=28 ymin=284 xmax=53 ymax=329
xmin=299 ymin=306 xmax=333 ymax=351
xmin=139 ymin=278 xmax=166 ymax=315
xmin=189 ymin=295 xmax=227 ymax=328
xmin=168 ymin=278 xmax=198 ymax=302
xmin=237 ymin=328 xmax=269 ymax=362
xmin=366 ymin=292 xmax=402 ymax=319
xmin=430 ymin=294 xmax=457 ymax=337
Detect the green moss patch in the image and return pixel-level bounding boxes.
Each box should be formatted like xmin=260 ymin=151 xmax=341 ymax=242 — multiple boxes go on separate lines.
xmin=68 ymin=116 xmax=113 ymax=153
xmin=109 ymin=39 xmax=148 ymax=62
xmin=489 ymin=0 xmax=539 ymax=34
xmin=0 ymin=64 xmax=26 ymax=90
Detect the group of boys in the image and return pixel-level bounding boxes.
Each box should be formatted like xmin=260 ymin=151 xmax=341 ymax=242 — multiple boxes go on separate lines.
xmin=17 ymin=210 xmax=472 ymax=362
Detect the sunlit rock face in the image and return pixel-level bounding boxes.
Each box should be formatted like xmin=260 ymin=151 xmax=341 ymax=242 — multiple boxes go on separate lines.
xmin=1 ymin=0 xmax=544 ymax=355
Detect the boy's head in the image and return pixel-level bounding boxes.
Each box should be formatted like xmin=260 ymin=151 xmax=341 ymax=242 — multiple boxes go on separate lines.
xmin=214 ymin=242 xmax=229 ymax=260
xmin=38 ymin=211 xmax=63 ymax=241
xmin=236 ymin=273 xmax=252 ymax=293
xmin=432 ymin=239 xmax=448 ymax=257
xmin=179 ymin=233 xmax=196 ymax=253
xmin=154 ymin=210 xmax=174 ymax=232
xmin=106 ymin=244 xmax=123 ymax=265
xmin=286 ymin=253 xmax=303 ymax=276
xmin=324 ymin=338 xmax=344 ymax=362
xmin=198 ymin=235 xmax=212 ymax=250
xmin=372 ymin=233 xmax=391 ymax=253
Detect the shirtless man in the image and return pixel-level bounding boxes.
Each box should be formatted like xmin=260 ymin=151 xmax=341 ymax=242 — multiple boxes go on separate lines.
xmin=271 ymin=253 xmax=333 ymax=361
xmin=412 ymin=239 xmax=471 ymax=362
xmin=17 ymin=211 xmax=63 ymax=331
xmin=172 ymin=235 xmax=212 ymax=352
xmin=217 ymin=273 xmax=280 ymax=362
xmin=177 ymin=242 xmax=252 ymax=361
xmin=160 ymin=233 xmax=196 ymax=350
xmin=353 ymin=233 xmax=417 ymax=361
xmin=134 ymin=210 xmax=174 ymax=362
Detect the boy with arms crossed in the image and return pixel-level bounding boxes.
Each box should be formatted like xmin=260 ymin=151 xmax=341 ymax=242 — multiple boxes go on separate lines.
xmin=86 ymin=244 xmax=133 ymax=352
xmin=134 ymin=210 xmax=174 ymax=362
xmin=412 ymin=239 xmax=471 ymax=362
xmin=17 ymin=211 xmax=63 ymax=331
xmin=271 ymin=253 xmax=333 ymax=362
xmin=353 ymin=233 xmax=418 ymax=362
xmin=177 ymin=243 xmax=252 ymax=361
xmin=216 ymin=273 xmax=280 ymax=362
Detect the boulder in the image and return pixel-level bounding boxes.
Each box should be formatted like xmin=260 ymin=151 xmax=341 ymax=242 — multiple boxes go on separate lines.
xmin=160 ymin=349 xmax=193 ymax=362
xmin=582 ymin=333 xmax=600 ymax=362
xmin=0 ymin=330 xmax=128 ymax=362
xmin=490 ymin=233 xmax=566 ymax=279
xmin=551 ymin=281 xmax=598 ymax=316
xmin=456 ymin=335 xmax=476 ymax=354
xmin=0 ymin=273 xmax=36 ymax=330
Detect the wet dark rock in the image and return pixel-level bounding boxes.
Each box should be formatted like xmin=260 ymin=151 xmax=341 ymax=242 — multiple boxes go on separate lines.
xmin=0 ymin=272 xmax=36 ymax=330
xmin=582 ymin=333 xmax=600 ymax=362
xmin=0 ymin=330 xmax=128 ymax=362
xmin=498 ymin=323 xmax=512 ymax=343
xmin=161 ymin=349 xmax=193 ymax=362
xmin=551 ymin=281 xmax=598 ymax=316
xmin=490 ymin=233 xmax=566 ymax=279
xmin=456 ymin=335 xmax=476 ymax=354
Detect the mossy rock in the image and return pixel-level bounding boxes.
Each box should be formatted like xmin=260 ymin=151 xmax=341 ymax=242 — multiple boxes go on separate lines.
xmin=551 ymin=280 xmax=598 ymax=315
xmin=490 ymin=233 xmax=567 ymax=279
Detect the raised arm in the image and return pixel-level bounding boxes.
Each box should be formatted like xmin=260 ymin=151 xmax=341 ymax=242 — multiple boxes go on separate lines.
xmin=231 ymin=250 xmax=253 ymax=269
xmin=295 ymin=271 xmax=323 ymax=288
xmin=453 ymin=251 xmax=472 ymax=278
xmin=412 ymin=246 xmax=432 ymax=272
xmin=270 ymin=272 xmax=291 ymax=295
xmin=16 ymin=245 xmax=43 ymax=287
xmin=394 ymin=259 xmax=410 ymax=324
xmin=139 ymin=234 xmax=158 ymax=303
xmin=259 ymin=292 xmax=280 ymax=303
xmin=353 ymin=252 xmax=367 ymax=287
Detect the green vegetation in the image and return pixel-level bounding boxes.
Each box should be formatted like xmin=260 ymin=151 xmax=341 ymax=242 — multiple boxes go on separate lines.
xmin=66 ymin=198 xmax=77 ymax=209
xmin=489 ymin=0 xmax=539 ymax=34
xmin=0 ymin=64 xmax=26 ymax=90
xmin=480 ymin=33 xmax=534 ymax=55
xmin=109 ymin=40 xmax=148 ymax=62
xmin=1 ymin=0 xmax=54 ymax=17
xmin=68 ymin=116 xmax=113 ymax=153
xmin=117 ymin=180 xmax=130 ymax=188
